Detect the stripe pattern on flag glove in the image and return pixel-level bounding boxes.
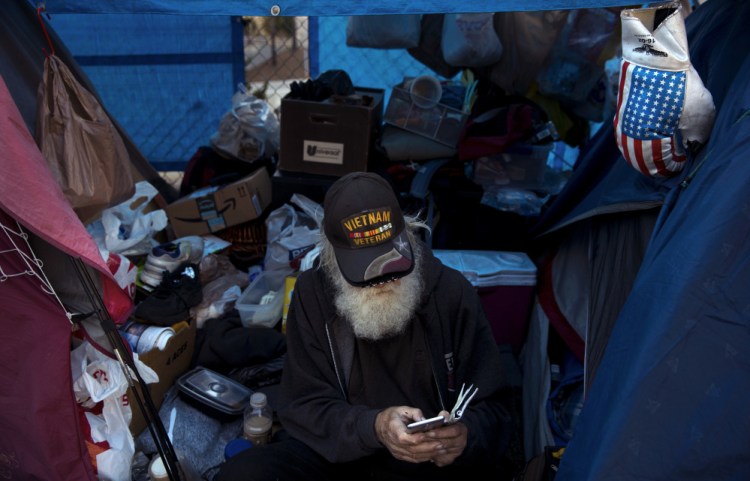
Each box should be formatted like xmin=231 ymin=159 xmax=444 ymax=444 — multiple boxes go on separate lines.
xmin=613 ymin=60 xmax=687 ymax=177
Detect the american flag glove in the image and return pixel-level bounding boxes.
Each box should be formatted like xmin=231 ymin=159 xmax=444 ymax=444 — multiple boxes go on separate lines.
xmin=614 ymin=2 xmax=715 ymax=177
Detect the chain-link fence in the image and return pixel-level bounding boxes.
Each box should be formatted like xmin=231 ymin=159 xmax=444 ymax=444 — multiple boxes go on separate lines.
xmin=53 ymin=10 xmax=622 ymax=177
xmin=241 ymin=16 xmax=441 ymax=114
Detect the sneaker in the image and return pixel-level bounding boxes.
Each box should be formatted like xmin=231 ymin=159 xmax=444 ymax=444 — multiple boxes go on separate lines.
xmin=137 ymin=269 xmax=164 ymax=292
xmin=139 ymin=236 xmax=205 ymax=289
xmin=134 ymin=262 xmax=203 ymax=326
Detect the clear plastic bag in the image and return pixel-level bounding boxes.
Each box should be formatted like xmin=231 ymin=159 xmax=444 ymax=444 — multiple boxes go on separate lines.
xmin=210 ymin=84 xmax=280 ymax=163
xmin=264 ymin=194 xmax=322 ymax=272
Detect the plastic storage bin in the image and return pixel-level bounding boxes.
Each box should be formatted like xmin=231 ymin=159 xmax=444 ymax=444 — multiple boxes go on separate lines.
xmin=433 ymin=250 xmax=537 ymax=354
xmin=473 ymin=143 xmax=553 ymax=190
xmin=236 ymin=269 xmax=289 ymax=328
xmin=383 ymin=87 xmax=468 ymax=147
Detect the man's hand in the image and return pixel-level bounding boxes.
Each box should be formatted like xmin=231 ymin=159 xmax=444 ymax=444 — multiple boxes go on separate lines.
xmin=375 ymin=407 xmax=468 ymax=466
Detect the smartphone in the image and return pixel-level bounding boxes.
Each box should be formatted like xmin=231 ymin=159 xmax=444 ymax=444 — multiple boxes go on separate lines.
xmin=406 ymin=415 xmax=446 ymax=433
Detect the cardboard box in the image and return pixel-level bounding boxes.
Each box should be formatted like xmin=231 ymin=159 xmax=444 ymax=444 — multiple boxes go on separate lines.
xmin=127 ymin=319 xmax=196 ymax=436
xmin=165 ymin=167 xmax=272 ymax=238
xmin=278 ymin=87 xmax=384 ymax=177
xmin=433 ymin=250 xmax=537 ymax=355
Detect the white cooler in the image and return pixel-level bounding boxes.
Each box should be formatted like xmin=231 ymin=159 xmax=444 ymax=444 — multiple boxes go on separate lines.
xmin=433 ymin=250 xmax=537 ymax=354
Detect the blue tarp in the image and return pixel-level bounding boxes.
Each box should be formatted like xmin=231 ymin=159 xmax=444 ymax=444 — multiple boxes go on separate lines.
xmin=43 ymin=0 xmax=644 ymax=16
xmin=48 ymin=13 xmax=244 ymax=170
xmin=46 ymin=13 xmax=442 ymax=170
xmin=41 ymin=0 xmax=641 ymax=170
xmin=556 ymin=1 xmax=750 ymax=479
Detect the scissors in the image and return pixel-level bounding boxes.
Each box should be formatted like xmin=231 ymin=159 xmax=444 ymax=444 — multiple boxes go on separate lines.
xmin=446 ymin=383 xmax=479 ymax=423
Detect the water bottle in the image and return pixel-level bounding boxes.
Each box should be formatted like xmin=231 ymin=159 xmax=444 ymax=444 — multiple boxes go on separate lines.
xmin=243 ymin=392 xmax=273 ymax=446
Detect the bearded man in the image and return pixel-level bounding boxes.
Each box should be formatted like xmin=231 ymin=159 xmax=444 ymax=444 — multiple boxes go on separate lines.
xmin=217 ymin=172 xmax=513 ymax=481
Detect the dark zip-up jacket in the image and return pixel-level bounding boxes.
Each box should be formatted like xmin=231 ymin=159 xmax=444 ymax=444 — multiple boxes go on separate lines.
xmin=277 ymin=242 xmax=512 ymax=466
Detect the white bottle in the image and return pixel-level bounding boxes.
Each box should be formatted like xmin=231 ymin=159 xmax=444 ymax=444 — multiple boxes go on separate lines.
xmin=243 ymin=392 xmax=273 ymax=446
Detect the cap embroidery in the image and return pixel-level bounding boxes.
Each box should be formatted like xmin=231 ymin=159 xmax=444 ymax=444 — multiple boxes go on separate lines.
xmin=341 ymin=208 xmax=393 ymax=248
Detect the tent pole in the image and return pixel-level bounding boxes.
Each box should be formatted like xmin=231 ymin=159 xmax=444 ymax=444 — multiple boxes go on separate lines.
xmin=69 ymin=257 xmax=183 ymax=481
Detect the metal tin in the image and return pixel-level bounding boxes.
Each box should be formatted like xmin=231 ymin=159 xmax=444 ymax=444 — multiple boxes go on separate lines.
xmin=177 ymin=367 xmax=253 ymax=419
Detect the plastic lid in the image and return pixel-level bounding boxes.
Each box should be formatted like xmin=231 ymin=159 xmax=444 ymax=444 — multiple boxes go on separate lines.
xmin=149 ymin=456 xmax=167 ymax=480
xmin=250 ymin=392 xmax=267 ymax=408
xmin=177 ymin=367 xmax=253 ymax=415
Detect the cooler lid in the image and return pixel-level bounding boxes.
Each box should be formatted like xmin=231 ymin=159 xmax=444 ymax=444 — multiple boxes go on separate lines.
xmin=177 ymin=367 xmax=253 ymax=416
xmin=433 ymin=250 xmax=537 ymax=287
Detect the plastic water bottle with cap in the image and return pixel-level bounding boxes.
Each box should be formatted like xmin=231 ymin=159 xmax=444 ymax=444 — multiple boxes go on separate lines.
xmin=243 ymin=392 xmax=273 ymax=446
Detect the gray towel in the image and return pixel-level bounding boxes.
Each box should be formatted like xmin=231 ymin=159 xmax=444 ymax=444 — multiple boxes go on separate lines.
xmin=136 ymin=386 xmax=243 ymax=480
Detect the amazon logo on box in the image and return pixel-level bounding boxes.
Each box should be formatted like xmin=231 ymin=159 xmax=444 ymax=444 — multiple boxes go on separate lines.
xmin=165 ymin=168 xmax=272 ymax=238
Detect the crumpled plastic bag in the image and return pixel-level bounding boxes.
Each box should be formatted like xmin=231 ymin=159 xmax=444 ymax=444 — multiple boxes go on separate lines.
xmin=71 ymin=340 xmax=158 ymax=481
xmin=210 ymin=84 xmax=280 ymax=163
xmin=101 ymin=248 xmax=138 ymax=300
xmin=87 ymin=181 xmax=168 ymax=256
xmin=264 ymin=194 xmax=323 ymax=272
xmin=192 ymin=270 xmax=249 ymax=328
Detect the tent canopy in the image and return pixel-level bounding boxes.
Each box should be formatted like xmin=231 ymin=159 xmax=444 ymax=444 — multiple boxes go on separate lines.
xmin=44 ymin=0 xmax=642 ymax=16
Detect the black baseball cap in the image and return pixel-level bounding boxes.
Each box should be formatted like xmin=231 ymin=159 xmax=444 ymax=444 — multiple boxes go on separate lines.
xmin=323 ymin=172 xmax=414 ymax=287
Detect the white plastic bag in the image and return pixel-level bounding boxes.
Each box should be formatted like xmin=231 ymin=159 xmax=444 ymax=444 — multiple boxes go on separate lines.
xmin=264 ymin=194 xmax=322 ymax=272
xmin=101 ymin=248 xmax=138 ymax=300
xmin=92 ymin=181 xmax=168 ymax=256
xmin=442 ymin=13 xmax=503 ymax=67
xmin=71 ymin=340 xmax=158 ymax=481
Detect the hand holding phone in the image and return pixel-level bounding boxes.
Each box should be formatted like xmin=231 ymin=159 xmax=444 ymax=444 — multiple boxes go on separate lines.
xmin=406 ymin=415 xmax=446 ymax=433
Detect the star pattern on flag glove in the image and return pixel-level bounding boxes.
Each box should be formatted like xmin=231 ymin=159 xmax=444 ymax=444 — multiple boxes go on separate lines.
xmin=622 ymin=67 xmax=685 ymax=140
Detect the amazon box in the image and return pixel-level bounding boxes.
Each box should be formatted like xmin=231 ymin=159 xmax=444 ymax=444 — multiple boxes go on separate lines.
xmin=166 ymin=167 xmax=272 ymax=237
xmin=278 ymin=87 xmax=384 ymax=177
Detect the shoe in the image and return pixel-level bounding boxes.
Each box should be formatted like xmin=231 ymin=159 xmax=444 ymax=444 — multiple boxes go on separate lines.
xmin=137 ymin=269 xmax=163 ymax=292
xmin=139 ymin=236 xmax=205 ymax=289
xmin=134 ymin=262 xmax=203 ymax=326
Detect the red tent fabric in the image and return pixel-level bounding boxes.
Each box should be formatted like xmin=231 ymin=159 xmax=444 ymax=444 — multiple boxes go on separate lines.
xmin=0 ymin=76 xmax=132 ymax=480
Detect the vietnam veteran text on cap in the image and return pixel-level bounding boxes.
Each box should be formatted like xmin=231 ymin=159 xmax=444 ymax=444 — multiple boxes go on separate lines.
xmin=323 ymin=172 xmax=414 ymax=286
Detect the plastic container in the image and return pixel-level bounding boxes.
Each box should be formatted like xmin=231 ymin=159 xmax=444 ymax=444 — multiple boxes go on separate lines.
xmin=236 ymin=269 xmax=288 ymax=328
xmin=119 ymin=320 xmax=175 ymax=354
xmin=494 ymin=143 xmax=553 ymax=190
xmin=383 ymin=86 xmax=468 ymax=147
xmin=433 ymin=250 xmax=537 ymax=354
xmin=243 ymin=392 xmax=273 ymax=446
xmin=408 ymin=75 xmax=443 ymax=109
xmin=176 ymin=367 xmax=253 ymax=420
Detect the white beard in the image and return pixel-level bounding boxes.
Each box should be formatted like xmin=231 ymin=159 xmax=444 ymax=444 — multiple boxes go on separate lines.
xmin=330 ymin=263 xmax=422 ymax=341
